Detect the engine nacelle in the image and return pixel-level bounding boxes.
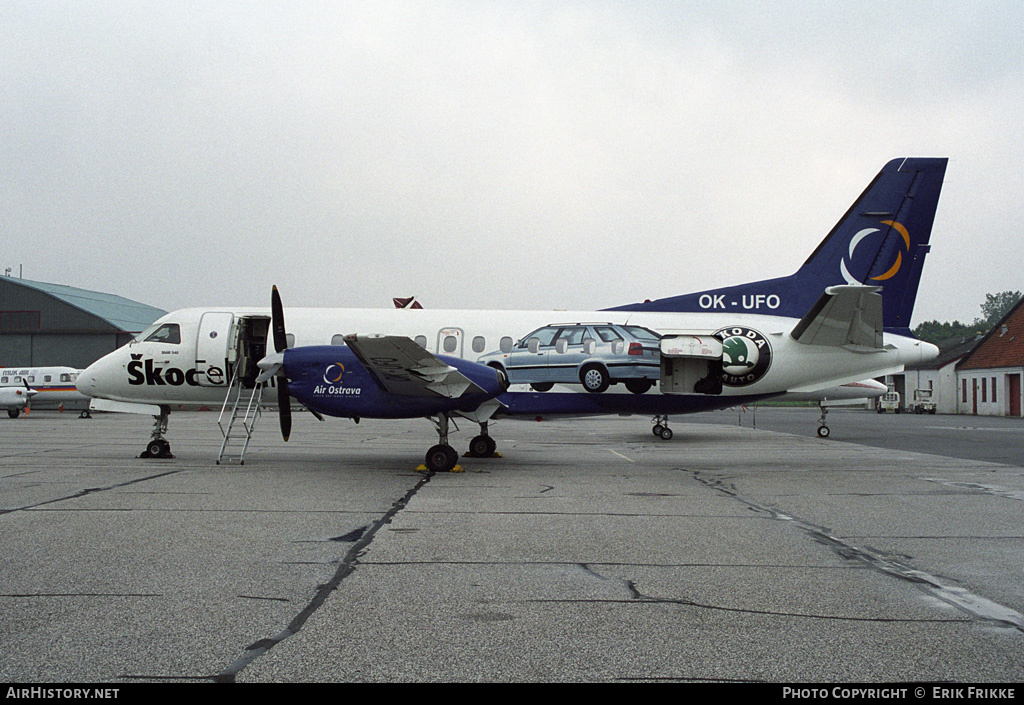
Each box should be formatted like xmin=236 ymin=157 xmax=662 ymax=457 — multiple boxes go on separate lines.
xmin=282 ymin=345 xmax=507 ymax=419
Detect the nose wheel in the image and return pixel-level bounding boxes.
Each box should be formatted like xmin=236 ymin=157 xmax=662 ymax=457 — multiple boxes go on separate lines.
xmin=143 ymin=438 xmax=173 ymax=458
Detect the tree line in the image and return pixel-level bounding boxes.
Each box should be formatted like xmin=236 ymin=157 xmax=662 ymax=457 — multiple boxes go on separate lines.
xmin=913 ymin=290 xmax=1022 ymax=345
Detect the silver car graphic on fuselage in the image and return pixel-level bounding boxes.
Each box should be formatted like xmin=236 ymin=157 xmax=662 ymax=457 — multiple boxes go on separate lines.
xmin=478 ymin=323 xmax=661 ymax=393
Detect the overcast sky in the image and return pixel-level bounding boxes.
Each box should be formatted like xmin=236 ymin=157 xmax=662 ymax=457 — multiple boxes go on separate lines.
xmin=2 ymin=1 xmax=1021 ymax=325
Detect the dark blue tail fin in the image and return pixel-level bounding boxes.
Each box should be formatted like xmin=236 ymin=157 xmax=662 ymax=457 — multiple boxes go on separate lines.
xmin=608 ymin=158 xmax=948 ymax=334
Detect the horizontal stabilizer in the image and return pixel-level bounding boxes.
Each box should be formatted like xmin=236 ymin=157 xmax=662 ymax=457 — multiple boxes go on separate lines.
xmin=788 ymin=365 xmax=903 ymax=394
xmin=790 ymin=285 xmax=884 ymax=349
xmin=344 ymin=334 xmax=484 ymax=398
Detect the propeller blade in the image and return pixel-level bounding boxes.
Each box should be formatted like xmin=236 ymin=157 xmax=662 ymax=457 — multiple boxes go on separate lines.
xmin=278 ymin=378 xmax=292 ymax=442
xmin=271 ymin=285 xmax=288 ymax=353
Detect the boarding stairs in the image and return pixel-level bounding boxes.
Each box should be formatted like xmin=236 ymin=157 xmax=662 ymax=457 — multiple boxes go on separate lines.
xmin=216 ymin=366 xmax=263 ymax=465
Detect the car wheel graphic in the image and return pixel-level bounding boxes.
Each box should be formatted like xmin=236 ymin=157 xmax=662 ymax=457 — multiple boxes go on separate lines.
xmin=580 ymin=364 xmax=609 ymax=393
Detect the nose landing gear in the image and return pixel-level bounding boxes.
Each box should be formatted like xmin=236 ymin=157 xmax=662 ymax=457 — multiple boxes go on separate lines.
xmin=140 ymin=406 xmax=174 ymax=458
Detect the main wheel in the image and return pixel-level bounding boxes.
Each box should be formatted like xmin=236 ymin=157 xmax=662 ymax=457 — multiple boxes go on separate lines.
xmin=659 ymin=427 xmax=673 ymax=440
xmin=425 ymin=444 xmax=458 ymax=472
xmin=580 ymin=364 xmax=610 ymax=393
xmin=469 ymin=435 xmax=497 ymax=458
xmin=7 ymin=409 xmax=20 ymax=419
xmin=530 ymin=382 xmax=554 ymax=392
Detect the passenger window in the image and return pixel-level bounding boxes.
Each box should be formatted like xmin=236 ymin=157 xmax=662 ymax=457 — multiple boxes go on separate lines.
xmin=472 ymin=336 xmax=486 ymax=353
xmin=44 ymin=375 xmax=52 ymax=382
xmin=499 ymin=336 xmax=513 ymax=353
xmin=1 ymin=377 xmax=7 ymax=384
xmin=26 ymin=376 xmax=34 ymax=383
xmin=60 ymin=374 xmax=71 ymax=382
xmin=443 ymin=335 xmax=458 ymax=353
xmin=145 ymin=323 xmax=181 ymax=345
xmin=415 ymin=335 xmax=428 ymax=348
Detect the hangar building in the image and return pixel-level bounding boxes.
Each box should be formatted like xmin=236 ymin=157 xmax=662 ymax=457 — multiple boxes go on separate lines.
xmin=0 ymin=276 xmax=167 ymax=369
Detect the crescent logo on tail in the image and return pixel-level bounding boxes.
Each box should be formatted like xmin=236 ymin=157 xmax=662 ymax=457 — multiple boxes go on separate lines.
xmin=840 ymin=220 xmax=909 ymax=285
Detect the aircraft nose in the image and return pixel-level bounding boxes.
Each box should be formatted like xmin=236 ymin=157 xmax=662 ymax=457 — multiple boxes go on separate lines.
xmin=77 ymin=354 xmax=114 ymax=397
xmin=76 ymin=361 xmax=97 ymax=395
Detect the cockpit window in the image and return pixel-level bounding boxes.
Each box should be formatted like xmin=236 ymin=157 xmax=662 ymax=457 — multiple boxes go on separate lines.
xmin=144 ymin=323 xmax=181 ymax=345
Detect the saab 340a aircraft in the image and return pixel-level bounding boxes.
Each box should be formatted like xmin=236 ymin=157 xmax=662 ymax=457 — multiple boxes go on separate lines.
xmin=77 ymin=158 xmax=946 ymax=471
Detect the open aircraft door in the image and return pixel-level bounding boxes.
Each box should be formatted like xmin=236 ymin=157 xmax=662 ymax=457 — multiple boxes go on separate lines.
xmin=195 ymin=312 xmax=235 ymax=386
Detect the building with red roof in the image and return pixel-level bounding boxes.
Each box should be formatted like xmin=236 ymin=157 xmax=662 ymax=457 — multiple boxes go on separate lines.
xmin=956 ymin=297 xmax=1024 ymax=417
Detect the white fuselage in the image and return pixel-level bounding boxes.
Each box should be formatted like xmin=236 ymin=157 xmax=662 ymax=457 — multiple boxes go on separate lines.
xmin=77 ymin=306 xmax=937 ymax=412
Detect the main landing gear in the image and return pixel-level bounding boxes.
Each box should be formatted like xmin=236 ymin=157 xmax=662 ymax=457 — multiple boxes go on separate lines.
xmin=140 ymin=406 xmax=174 ymax=458
xmin=467 ymin=421 xmax=498 ymax=458
xmin=651 ymin=414 xmax=673 ymax=440
xmin=424 ymin=414 xmax=461 ymax=472
xmin=424 ymin=416 xmax=499 ymax=472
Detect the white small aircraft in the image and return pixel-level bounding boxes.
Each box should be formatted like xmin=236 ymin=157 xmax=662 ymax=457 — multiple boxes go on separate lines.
xmin=0 ymin=380 xmax=36 ymax=418
xmin=0 ymin=366 xmax=88 ymax=418
xmin=77 ymin=158 xmax=946 ymax=470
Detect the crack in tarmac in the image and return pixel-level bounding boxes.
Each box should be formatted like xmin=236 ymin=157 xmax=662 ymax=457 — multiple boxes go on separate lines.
xmin=690 ymin=470 xmax=1024 ymax=634
xmin=0 ymin=471 xmax=182 ymax=516
xmin=212 ymin=470 xmax=434 ymax=683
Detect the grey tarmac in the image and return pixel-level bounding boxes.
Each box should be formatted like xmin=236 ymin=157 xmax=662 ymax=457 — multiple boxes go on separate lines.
xmin=1 ymin=407 xmax=1022 ymax=683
